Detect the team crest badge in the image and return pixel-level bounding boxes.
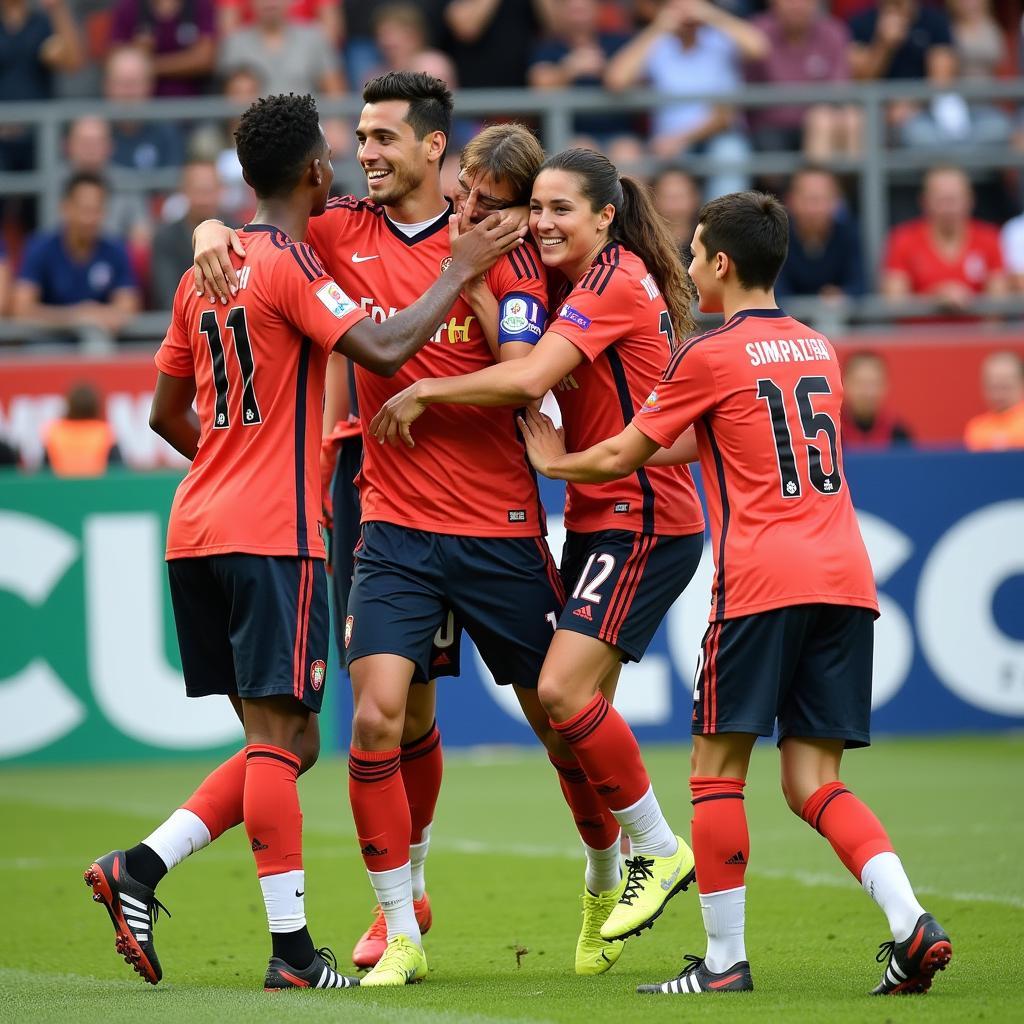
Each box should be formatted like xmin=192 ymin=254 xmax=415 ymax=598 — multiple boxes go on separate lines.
xmin=344 ymin=615 xmax=354 ymax=649
xmin=310 ymin=660 xmax=326 ymax=691
xmin=440 ymin=256 xmax=453 ymax=273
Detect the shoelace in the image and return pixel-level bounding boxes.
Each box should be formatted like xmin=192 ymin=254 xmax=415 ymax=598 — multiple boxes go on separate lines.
xmin=618 ymin=855 xmax=656 ymax=906
xmin=364 ymin=907 xmax=388 ymax=941
xmin=316 ymin=946 xmax=339 ymax=972
xmin=148 ymin=895 xmax=171 ymax=925
xmin=876 ymin=939 xmax=896 ymax=964
xmin=675 ymin=954 xmax=706 ymax=979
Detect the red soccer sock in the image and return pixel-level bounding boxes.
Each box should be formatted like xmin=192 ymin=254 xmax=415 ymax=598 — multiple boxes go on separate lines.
xmin=801 ymin=781 xmax=894 ymax=881
xmin=550 ymin=694 xmax=650 ymax=812
xmin=400 ymin=721 xmax=443 ymax=845
xmin=182 ymin=748 xmax=246 ymax=841
xmin=549 ymin=754 xmax=621 ymax=850
xmin=690 ymin=776 xmax=749 ymax=893
xmin=243 ymin=744 xmax=303 ymax=877
xmin=349 ymin=746 xmax=411 ymax=872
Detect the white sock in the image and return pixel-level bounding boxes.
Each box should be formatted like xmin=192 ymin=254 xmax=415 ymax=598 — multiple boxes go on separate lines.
xmin=259 ymin=869 xmax=306 ymax=933
xmin=700 ymin=886 xmax=747 ymax=973
xmin=410 ymin=824 xmax=431 ymax=901
xmin=583 ymin=836 xmax=622 ymax=895
xmin=612 ymin=786 xmax=677 ymax=857
xmin=368 ymin=862 xmax=421 ymax=945
xmin=860 ymin=851 xmax=926 ymax=942
xmin=141 ymin=808 xmax=211 ymax=872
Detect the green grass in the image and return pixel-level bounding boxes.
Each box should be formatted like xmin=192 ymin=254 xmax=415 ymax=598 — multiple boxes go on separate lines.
xmin=4 ymin=736 xmax=1022 ymax=1023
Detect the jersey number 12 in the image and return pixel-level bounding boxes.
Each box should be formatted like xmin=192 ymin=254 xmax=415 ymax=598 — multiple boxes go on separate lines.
xmin=756 ymin=375 xmax=842 ymax=498
xmin=199 ymin=307 xmax=262 ymax=429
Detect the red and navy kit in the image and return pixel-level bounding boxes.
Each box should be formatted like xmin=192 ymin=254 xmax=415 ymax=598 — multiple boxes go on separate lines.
xmin=157 ymin=225 xmax=364 ymax=710
xmin=307 ymin=197 xmax=561 ymax=685
xmin=633 ymin=307 xmax=880 ymax=743
xmin=545 ymin=242 xmax=705 ymax=659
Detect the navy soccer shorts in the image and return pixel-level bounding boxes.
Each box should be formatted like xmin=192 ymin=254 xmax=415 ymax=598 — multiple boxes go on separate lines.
xmin=345 ymin=521 xmax=564 ymax=687
xmin=558 ymin=529 xmax=704 ymax=662
xmin=692 ymin=603 xmax=875 ymax=748
xmin=168 ymin=554 xmax=330 ymax=714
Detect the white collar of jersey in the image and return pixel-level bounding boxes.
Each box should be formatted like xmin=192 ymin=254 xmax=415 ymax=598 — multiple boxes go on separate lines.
xmin=385 ymin=208 xmax=449 ymax=238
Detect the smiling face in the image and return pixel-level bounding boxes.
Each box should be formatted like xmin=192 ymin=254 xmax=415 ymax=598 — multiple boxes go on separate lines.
xmin=529 ymin=167 xmax=613 ymax=278
xmin=356 ymin=99 xmax=440 ymax=206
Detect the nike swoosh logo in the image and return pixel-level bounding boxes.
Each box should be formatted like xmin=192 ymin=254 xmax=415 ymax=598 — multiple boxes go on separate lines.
xmin=660 ymin=865 xmax=682 ymax=891
xmin=295 ymin=890 xmax=304 ymax=897
xmin=351 ymin=253 xmax=379 ymax=263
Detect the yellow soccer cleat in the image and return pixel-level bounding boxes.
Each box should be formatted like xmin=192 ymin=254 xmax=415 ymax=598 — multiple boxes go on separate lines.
xmin=359 ymin=934 xmax=428 ymax=987
xmin=576 ymin=883 xmax=626 ymax=976
xmin=600 ymin=836 xmax=696 ymax=941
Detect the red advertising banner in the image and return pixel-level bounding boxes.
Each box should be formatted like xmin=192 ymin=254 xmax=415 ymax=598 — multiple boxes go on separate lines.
xmin=1 ymin=332 xmax=1022 ymax=467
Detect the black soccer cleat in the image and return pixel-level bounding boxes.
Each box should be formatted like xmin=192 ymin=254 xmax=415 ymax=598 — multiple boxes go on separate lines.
xmin=265 ymin=947 xmax=361 ymax=991
xmin=84 ymin=850 xmax=170 ymax=985
xmin=872 ymin=912 xmax=953 ymax=995
xmin=637 ymin=954 xmax=753 ymax=995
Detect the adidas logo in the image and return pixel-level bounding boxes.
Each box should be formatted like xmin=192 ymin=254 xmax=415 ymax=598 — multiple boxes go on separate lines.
xmin=577 ymin=818 xmax=605 ymax=830
xmin=573 ymin=605 xmax=594 ymax=621
xmin=361 ymin=842 xmax=388 ymax=857
xmin=432 ymin=651 xmax=451 ymax=666
xmin=596 ymin=783 xmax=620 ymax=796
xmin=725 ymin=850 xmax=746 ymax=865
xmin=251 ymin=837 xmax=269 ymax=852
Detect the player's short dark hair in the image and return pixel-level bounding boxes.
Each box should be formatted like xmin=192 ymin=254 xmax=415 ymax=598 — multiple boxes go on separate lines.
xmin=362 ymin=70 xmax=452 ymax=159
xmin=64 ymin=170 xmax=107 ymax=198
xmin=234 ymin=93 xmax=324 ymax=199
xmin=697 ymin=191 xmax=789 ymax=291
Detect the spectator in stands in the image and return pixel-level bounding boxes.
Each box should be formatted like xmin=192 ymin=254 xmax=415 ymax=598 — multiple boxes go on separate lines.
xmin=745 ymin=0 xmax=860 ymax=162
xmin=881 ymin=164 xmax=1008 ymax=312
xmin=849 ymin=0 xmax=960 ymax=147
xmin=604 ymin=0 xmax=768 ymax=198
xmin=841 ymin=351 xmax=913 ymax=449
xmin=373 ymin=4 xmax=457 ymax=85
xmin=151 ymin=160 xmax=223 ymax=309
xmin=0 ymin=0 xmax=81 ymax=175
xmin=1000 ymin=209 xmax=1024 ymax=292
xmin=42 ymin=382 xmax=121 ymax=475
xmin=651 ymin=165 xmax=700 ymax=259
xmin=964 ymin=350 xmax=1024 ymax=450
xmin=110 ymin=0 xmax=215 ymax=97
xmin=219 ymin=0 xmax=339 ymax=47
xmin=444 ymin=0 xmax=554 ymax=88
xmin=777 ymin=165 xmax=865 ymax=299
xmin=0 ymin=237 xmax=10 ymax=316
xmin=528 ymin=0 xmax=632 ymax=143
xmin=944 ymin=0 xmax=1013 ymax=146
xmin=105 ymin=45 xmax=185 ymax=170
xmin=65 ymin=116 xmax=152 ymax=243
xmin=12 ymin=172 xmax=140 ymax=344
xmin=218 ymin=0 xmax=345 ymax=96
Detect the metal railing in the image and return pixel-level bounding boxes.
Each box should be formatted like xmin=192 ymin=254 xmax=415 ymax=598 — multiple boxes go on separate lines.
xmin=0 ymin=78 xmax=1022 ymax=347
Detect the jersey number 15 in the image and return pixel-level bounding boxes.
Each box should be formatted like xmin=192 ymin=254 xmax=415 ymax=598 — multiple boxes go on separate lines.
xmin=199 ymin=307 xmax=262 ymax=429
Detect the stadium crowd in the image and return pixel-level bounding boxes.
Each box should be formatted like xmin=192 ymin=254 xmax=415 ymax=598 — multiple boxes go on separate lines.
xmin=0 ymin=0 xmax=1022 ymax=324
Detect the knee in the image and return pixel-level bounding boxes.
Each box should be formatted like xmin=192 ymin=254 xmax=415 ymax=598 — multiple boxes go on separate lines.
xmin=352 ymin=699 xmax=403 ymax=750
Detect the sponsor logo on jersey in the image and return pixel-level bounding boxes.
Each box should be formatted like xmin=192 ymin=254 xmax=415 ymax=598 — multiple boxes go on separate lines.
xmin=558 ymin=304 xmax=591 ymax=330
xmin=351 ymin=253 xmax=379 ymax=263
xmin=310 ymin=659 xmax=326 ymax=691
xmin=500 ymin=297 xmax=530 ymax=334
xmin=316 ymin=280 xmax=357 ymax=318
xmin=641 ymin=389 xmax=660 ymax=413
xmin=344 ymin=614 xmax=354 ymax=649
xmin=614 ymin=501 xmax=630 ymax=514
xmin=507 ymin=509 xmax=527 ymax=523
xmin=440 ymin=256 xmax=453 ymax=273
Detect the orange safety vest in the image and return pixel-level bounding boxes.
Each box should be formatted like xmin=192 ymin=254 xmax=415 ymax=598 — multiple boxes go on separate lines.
xmin=44 ymin=419 xmax=116 ymax=477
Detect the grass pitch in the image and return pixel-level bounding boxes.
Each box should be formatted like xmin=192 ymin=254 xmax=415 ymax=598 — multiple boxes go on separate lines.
xmin=3 ymin=735 xmax=1021 ymax=1023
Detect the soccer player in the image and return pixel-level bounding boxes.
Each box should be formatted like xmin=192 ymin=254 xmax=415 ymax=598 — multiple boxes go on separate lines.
xmin=370 ymin=148 xmax=706 ymax=971
xmin=318 ymin=121 xmax=550 ymax=971
xmin=191 ymin=73 xmax=571 ymax=988
xmin=516 ymin=191 xmax=953 ymax=997
xmin=83 ymin=92 xmax=524 ymax=991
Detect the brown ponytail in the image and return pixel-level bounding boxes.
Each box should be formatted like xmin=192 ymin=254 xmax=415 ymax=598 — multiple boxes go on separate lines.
xmin=540 ymin=148 xmax=696 ymax=344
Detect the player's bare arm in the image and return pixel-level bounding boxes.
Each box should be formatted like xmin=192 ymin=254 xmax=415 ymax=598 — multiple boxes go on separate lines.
xmin=192 ymin=220 xmax=246 ymax=304
xmin=517 ymin=405 xmax=660 ymax=483
xmin=369 ymin=329 xmax=581 ymax=447
xmin=337 ymin=210 xmax=526 ymax=376
xmin=644 ymin=427 xmax=698 ymax=466
xmin=149 ymin=371 xmax=200 ymax=461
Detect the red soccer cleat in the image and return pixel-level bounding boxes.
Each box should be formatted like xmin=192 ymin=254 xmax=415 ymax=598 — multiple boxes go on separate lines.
xmin=351 ymin=893 xmax=432 ymax=969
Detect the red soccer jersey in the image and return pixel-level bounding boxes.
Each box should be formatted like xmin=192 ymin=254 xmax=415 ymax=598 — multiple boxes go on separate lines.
xmin=883 ymin=218 xmax=1004 ymax=295
xmin=546 ymin=243 xmax=704 ymax=536
xmin=307 ymin=196 xmax=549 ymax=537
xmin=156 ymin=224 xmax=367 ymax=560
xmin=634 ymin=308 xmax=879 ymax=621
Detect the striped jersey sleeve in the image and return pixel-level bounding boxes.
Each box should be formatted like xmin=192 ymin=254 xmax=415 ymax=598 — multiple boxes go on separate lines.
xmin=634 ymin=334 xmax=718 ymax=448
